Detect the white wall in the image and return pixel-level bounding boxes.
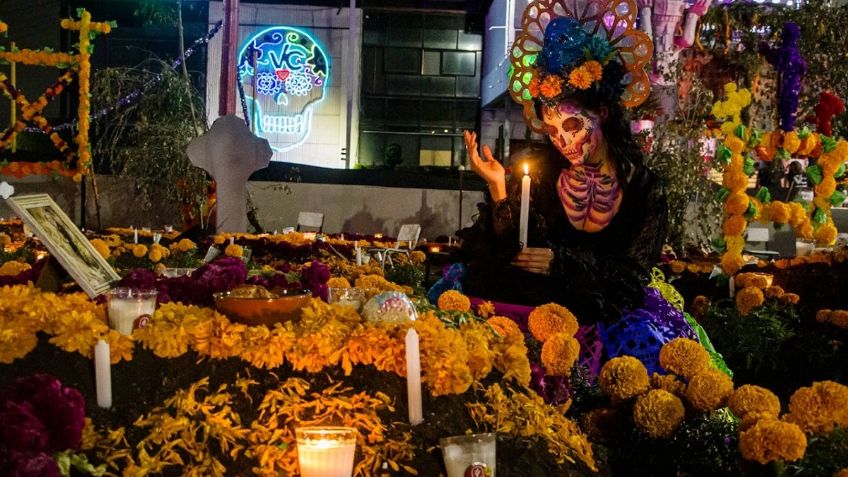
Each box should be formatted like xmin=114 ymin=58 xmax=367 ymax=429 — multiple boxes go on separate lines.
xmin=206 ymin=3 xmax=362 ymax=169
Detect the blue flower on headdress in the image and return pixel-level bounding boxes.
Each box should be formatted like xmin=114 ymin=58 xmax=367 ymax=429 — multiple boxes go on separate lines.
xmin=586 ymin=36 xmax=614 ymax=62
xmin=540 ymin=17 xmax=588 ymax=74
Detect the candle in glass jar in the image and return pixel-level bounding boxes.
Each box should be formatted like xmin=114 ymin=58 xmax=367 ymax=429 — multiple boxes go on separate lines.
xmin=519 ymin=163 xmax=530 ymax=248
xmin=107 ymin=288 xmax=157 ymax=335
xmin=297 ymin=427 xmax=357 ymax=477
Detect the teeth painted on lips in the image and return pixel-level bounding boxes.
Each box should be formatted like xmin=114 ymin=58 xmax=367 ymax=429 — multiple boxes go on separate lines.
xmin=262 ymin=107 xmax=313 ymax=135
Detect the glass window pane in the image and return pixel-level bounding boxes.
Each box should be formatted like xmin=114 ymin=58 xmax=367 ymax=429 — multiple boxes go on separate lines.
xmin=457 ymin=31 xmax=483 ymax=51
xmin=422 ymin=51 xmax=441 ymax=75
xmin=421 ymin=77 xmax=456 ymax=97
xmin=442 ymin=51 xmax=476 ymax=76
xmin=456 ymin=76 xmax=481 ymax=98
xmin=386 ymin=75 xmax=421 ymax=96
xmin=385 ymin=48 xmax=421 ymax=74
xmin=422 ymin=29 xmax=457 ymax=50
xmin=389 ymin=100 xmax=420 ymax=126
xmin=421 ymin=101 xmax=454 ymax=128
xmin=388 ymin=25 xmax=421 ymax=48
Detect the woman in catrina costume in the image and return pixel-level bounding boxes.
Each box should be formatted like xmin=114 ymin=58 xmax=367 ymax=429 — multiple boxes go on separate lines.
xmin=433 ymin=0 xmax=727 ymax=378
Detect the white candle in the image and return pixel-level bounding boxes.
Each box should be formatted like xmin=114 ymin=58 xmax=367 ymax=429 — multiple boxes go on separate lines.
xmin=519 ymin=163 xmax=530 ymax=248
xmin=107 ymin=289 xmax=157 ymax=335
xmin=133 ymin=226 xmax=138 ymax=244
xmin=297 ymin=428 xmax=357 ymax=477
xmin=729 ymin=277 xmax=736 ymax=298
xmin=94 ymin=339 xmax=112 ymax=408
xmin=406 ymin=328 xmax=424 ymax=425
xmin=356 ymin=245 xmax=362 ymax=266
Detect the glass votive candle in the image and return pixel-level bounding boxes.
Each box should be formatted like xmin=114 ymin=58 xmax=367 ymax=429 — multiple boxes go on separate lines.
xmin=107 ymin=288 xmax=157 ymax=335
xmin=795 ymin=239 xmax=815 ymax=257
xmin=296 ymin=427 xmax=357 ymax=477
xmin=327 ymin=287 xmax=367 ymax=312
xmin=440 ymin=433 xmax=496 ymax=477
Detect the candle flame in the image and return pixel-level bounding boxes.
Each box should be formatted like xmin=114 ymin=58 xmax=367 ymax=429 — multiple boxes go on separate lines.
xmin=523 ymin=163 xmax=529 ymax=175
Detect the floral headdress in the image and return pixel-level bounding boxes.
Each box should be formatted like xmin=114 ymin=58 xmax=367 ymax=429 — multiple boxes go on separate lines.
xmin=509 ymin=0 xmax=653 ymax=132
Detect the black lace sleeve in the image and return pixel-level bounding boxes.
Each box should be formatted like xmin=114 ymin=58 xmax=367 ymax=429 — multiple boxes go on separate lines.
xmin=625 ymin=176 xmax=668 ymax=270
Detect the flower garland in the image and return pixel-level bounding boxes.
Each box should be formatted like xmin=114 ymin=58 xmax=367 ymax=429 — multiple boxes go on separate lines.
xmin=712 ymin=83 xmax=848 ymax=275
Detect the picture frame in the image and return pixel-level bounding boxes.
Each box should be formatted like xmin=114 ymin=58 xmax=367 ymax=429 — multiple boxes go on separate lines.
xmin=6 ymin=193 xmax=120 ymax=297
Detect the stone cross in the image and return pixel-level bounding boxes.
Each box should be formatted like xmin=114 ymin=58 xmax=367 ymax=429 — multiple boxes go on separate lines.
xmin=186 ymin=115 xmax=272 ymax=233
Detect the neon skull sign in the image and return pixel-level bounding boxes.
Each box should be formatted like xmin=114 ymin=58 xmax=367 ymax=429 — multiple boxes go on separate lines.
xmin=238 ymin=27 xmax=330 ymax=153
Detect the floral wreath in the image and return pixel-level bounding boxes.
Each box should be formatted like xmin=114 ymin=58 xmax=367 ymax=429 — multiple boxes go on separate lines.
xmin=509 ymin=0 xmax=653 ymax=133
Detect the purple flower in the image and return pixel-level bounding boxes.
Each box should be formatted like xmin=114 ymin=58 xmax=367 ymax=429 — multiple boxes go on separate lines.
xmin=1 ymin=374 xmax=85 ymax=452
xmin=301 ymin=260 xmax=330 ymax=300
xmin=0 ymin=401 xmax=48 ymax=453
xmin=5 ymin=451 xmax=60 ymax=477
xmin=530 ymin=363 xmax=571 ymax=405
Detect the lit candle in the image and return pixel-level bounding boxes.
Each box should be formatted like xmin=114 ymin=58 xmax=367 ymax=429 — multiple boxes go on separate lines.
xmin=94 ymin=339 xmax=112 ymax=408
xmin=297 ymin=427 xmax=357 ymax=477
xmin=374 ymin=233 xmax=383 ymax=239
xmin=728 ymin=277 xmax=736 ymax=298
xmin=406 ymin=328 xmax=424 ymax=425
xmin=107 ymin=288 xmax=158 ymax=335
xmin=429 ymin=246 xmax=441 ymax=254
xmin=519 ymin=163 xmax=530 ymax=248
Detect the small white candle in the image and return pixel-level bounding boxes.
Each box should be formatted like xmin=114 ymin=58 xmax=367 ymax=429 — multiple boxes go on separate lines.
xmin=519 ymin=163 xmax=530 ymax=248
xmin=133 ymin=226 xmax=138 ymax=244
xmin=229 ymin=236 xmax=235 ymax=245
xmin=94 ymin=339 xmax=112 ymax=408
xmin=729 ymin=277 xmax=736 ymax=298
xmin=355 ymin=245 xmax=362 ymax=266
xmin=406 ymin=328 xmax=424 ymax=426
xmin=297 ymin=428 xmax=357 ymax=477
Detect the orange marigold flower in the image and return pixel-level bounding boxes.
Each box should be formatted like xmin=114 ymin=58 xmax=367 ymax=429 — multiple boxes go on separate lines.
xmin=89 ymin=239 xmax=111 ymax=260
xmin=486 ymin=316 xmax=521 ymax=338
xmin=528 ymin=76 xmax=541 ymax=97
xmin=583 ymin=60 xmax=603 ymax=81
xmin=815 ymin=309 xmax=832 ymax=323
xmin=728 ymin=384 xmax=780 ymax=420
xmin=685 ymin=369 xmax=734 ymax=412
xmin=633 ymin=389 xmax=685 ymax=438
xmin=724 ymin=193 xmax=750 ymax=216
xmin=736 ymin=287 xmax=765 ymax=316
xmin=830 ymin=310 xmax=848 ymax=329
xmin=765 ymin=286 xmax=785 ymax=299
xmin=224 ymin=243 xmax=244 ymax=258
xmin=540 ymin=333 xmax=580 ymax=376
xmin=739 ymin=419 xmax=806 ymax=464
xmin=658 ymin=338 xmax=709 ymax=379
xmin=650 ymin=372 xmax=685 ymax=397
xmin=528 ymin=303 xmax=578 ymax=342
xmin=132 ymin=244 xmax=148 ymax=258
xmin=437 ymin=290 xmax=471 ymax=312
xmin=0 ymin=261 xmax=32 ymax=277
xmin=327 ymin=277 xmax=351 ymax=288
xmin=723 ymin=215 xmax=748 ymax=237
xmin=568 ymin=66 xmax=594 ymax=90
xmin=599 ymin=356 xmax=650 ymax=402
xmin=540 ymin=75 xmax=564 ymax=98
xmin=691 ymin=295 xmax=711 ymax=320
xmin=669 ymin=261 xmax=686 ymax=274
xmin=779 ymin=293 xmax=800 ymax=305
xmin=784 ymin=380 xmax=848 ymax=434
xmin=476 ymin=300 xmax=496 ymax=318
xmin=814 ymin=223 xmax=838 ymax=246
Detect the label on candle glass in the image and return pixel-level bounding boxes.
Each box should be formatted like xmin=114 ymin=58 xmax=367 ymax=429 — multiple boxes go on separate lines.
xmin=465 ymin=462 xmax=490 ymax=477
xmin=133 ymin=314 xmax=151 ymax=330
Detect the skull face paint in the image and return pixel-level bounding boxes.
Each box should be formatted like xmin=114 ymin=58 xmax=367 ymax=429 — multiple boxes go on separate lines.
xmin=541 ymin=102 xmax=602 ymax=166
xmin=238 ymin=27 xmax=330 ymax=153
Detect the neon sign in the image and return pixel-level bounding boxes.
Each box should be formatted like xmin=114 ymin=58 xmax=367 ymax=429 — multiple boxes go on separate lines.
xmin=238 ymin=27 xmax=330 ymax=154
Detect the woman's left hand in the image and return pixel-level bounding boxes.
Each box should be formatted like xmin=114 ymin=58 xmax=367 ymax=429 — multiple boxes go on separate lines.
xmin=512 ymin=248 xmax=554 ymax=275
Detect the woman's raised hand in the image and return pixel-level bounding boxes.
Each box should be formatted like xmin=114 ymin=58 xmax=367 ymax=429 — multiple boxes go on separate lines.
xmin=465 ymin=130 xmax=507 ymax=201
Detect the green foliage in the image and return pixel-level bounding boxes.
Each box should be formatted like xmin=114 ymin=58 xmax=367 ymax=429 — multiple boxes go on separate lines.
xmin=667 ymin=409 xmax=741 ymax=477
xmin=90 ymin=59 xmax=208 ymax=224
xmin=787 ymin=427 xmax=848 ymax=477
xmin=385 ymin=262 xmax=425 ymax=295
xmin=644 ymin=78 xmax=721 ymax=253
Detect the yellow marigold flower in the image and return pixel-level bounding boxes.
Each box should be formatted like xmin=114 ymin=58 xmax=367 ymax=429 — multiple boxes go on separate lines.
xmin=0 ymin=329 xmax=38 ymax=364
xmin=568 ymin=66 xmax=594 ymax=90
xmin=685 ymin=369 xmax=734 ymax=412
xmin=815 ymin=223 xmax=838 ymax=246
xmin=583 ymin=60 xmax=603 ymax=81
xmin=815 ymin=176 xmax=837 ymax=198
xmin=769 ymin=202 xmax=791 ymax=223
xmin=736 ymin=287 xmax=765 ymax=316
xmin=633 ymin=389 xmax=685 ymax=438
xmin=739 ymin=419 xmax=806 ymax=464
xmin=148 ymin=247 xmax=164 ymax=263
xmin=765 ymin=286 xmax=785 ymax=299
xmin=132 ymin=244 xmax=149 ymax=258
xmin=528 ymin=303 xmax=578 ymax=343
xmin=782 ymin=131 xmax=801 ymax=154
xmin=658 ymin=338 xmax=709 ymax=379
xmin=0 ymin=260 xmax=31 ymax=277
xmin=725 ymin=136 xmax=746 ymax=155
xmin=691 ymin=295 xmax=711 ymax=320
xmin=729 ymin=384 xmax=780 ymax=420
xmin=599 ymin=356 xmax=650 ymax=402
xmin=784 ymin=381 xmax=848 ymax=434
xmin=650 ymin=372 xmax=685 ymax=397
xmin=103 ymin=329 xmax=134 ymax=364
xmin=476 ymin=300 xmax=496 ymax=318
xmin=669 ymin=260 xmax=686 ymax=274
xmin=540 ymin=75 xmax=563 ymax=98
xmin=437 ymin=290 xmax=471 ymax=312
xmin=541 ymin=333 xmax=580 ymax=376
xmin=327 ymin=277 xmax=351 ymax=288
xmin=410 ymin=250 xmax=426 ymax=264
xmin=89 ymin=238 xmax=111 ymax=260
xmin=736 ymin=272 xmax=772 ymax=290
xmin=779 ymin=293 xmax=800 ymax=305
xmin=224 ymin=243 xmax=244 ymax=258
xmin=487 ymin=315 xmax=521 ymax=338
xmin=176 ymin=238 xmax=197 ymax=252
xmin=213 ymin=235 xmax=227 ymax=245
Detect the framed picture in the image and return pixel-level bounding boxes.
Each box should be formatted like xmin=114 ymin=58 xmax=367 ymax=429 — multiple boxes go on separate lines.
xmin=6 ymin=194 xmax=120 ymax=297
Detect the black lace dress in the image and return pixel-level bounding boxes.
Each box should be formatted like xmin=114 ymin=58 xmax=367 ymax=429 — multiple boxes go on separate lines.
xmin=456 ymin=148 xmax=668 ymax=325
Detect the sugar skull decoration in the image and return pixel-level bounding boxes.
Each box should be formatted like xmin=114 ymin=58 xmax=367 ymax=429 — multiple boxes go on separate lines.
xmin=238 ymin=27 xmax=330 ymax=153
xmin=509 ymin=0 xmax=653 ymax=133
xmin=362 ymin=292 xmax=418 ymax=324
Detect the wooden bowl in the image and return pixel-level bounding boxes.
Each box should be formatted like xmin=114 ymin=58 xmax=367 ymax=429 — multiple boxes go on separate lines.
xmin=213 ymin=289 xmax=311 ymax=327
